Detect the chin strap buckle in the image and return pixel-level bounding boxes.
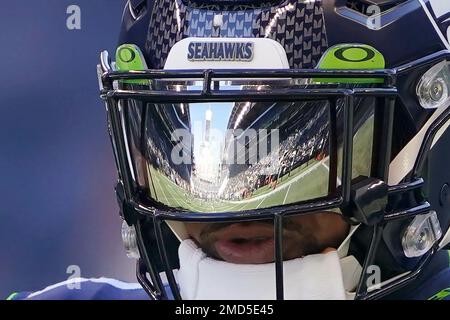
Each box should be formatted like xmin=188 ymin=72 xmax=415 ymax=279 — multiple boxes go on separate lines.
xmin=344 ymin=177 xmax=388 ymax=225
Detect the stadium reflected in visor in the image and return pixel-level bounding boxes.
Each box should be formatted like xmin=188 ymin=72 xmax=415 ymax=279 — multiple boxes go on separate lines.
xmin=122 ymin=81 xmax=375 ymax=214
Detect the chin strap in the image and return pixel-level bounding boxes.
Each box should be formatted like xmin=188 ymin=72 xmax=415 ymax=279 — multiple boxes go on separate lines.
xmin=176 ymin=239 xmax=348 ymax=300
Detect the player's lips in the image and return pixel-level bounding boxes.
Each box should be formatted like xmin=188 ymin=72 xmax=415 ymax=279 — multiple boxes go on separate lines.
xmin=212 ymin=223 xmax=277 ymax=264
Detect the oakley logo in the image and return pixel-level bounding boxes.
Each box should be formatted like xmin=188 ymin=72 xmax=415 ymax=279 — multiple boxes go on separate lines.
xmin=118 ymin=47 xmax=136 ymax=63
xmin=334 ymin=47 xmax=376 ymax=63
xmin=187 ymin=42 xmax=254 ymax=62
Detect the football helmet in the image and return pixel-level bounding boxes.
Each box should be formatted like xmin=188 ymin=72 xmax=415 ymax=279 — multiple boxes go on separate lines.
xmin=97 ymin=0 xmax=450 ymax=299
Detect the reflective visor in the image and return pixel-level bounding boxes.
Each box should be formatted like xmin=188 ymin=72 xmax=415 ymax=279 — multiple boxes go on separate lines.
xmin=121 ymin=80 xmax=375 ymax=213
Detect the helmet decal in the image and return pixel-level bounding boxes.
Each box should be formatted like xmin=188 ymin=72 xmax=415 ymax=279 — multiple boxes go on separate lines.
xmin=420 ymin=0 xmax=450 ymax=50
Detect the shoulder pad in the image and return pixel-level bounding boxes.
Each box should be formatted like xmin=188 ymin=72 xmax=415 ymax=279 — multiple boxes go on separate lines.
xmin=11 ymin=277 xmax=149 ymax=300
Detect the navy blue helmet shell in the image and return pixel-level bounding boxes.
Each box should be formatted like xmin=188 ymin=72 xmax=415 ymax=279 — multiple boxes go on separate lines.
xmin=97 ymin=0 xmax=450 ymax=300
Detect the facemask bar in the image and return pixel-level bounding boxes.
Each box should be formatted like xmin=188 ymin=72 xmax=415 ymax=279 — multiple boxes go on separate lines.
xmin=98 ymin=50 xmax=450 ymax=300
xmin=355 ymin=50 xmax=450 ymax=300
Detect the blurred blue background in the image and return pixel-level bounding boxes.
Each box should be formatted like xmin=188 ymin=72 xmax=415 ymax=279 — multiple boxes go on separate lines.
xmin=0 ymin=1 xmax=136 ymax=298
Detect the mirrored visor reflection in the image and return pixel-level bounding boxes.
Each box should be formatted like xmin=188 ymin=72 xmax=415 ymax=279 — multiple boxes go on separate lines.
xmin=123 ymin=82 xmax=374 ymax=213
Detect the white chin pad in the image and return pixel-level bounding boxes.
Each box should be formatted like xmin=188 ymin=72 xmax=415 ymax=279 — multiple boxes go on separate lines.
xmin=176 ymin=239 xmax=346 ymax=300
